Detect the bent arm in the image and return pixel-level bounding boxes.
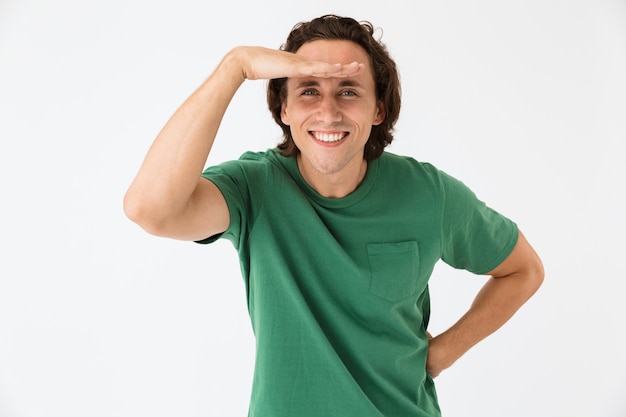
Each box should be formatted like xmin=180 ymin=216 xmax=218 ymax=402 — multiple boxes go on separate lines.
xmin=124 ymin=47 xmax=364 ymax=241
xmin=427 ymin=230 xmax=544 ymax=377
xmin=123 ymin=51 xmax=244 ymax=240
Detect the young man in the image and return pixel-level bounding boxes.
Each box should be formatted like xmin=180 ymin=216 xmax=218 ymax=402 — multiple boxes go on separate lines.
xmin=124 ymin=15 xmax=543 ymax=417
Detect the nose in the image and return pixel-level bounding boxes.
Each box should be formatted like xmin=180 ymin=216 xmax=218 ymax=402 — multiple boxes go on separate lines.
xmin=316 ymin=95 xmax=342 ymax=124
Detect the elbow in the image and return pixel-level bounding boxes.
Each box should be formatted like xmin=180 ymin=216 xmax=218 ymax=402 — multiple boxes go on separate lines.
xmin=123 ymin=190 xmax=168 ymax=236
xmin=516 ymin=230 xmax=545 ymax=296
xmin=123 ymin=190 xmax=141 ymax=224
xmin=533 ymin=256 xmax=545 ymax=292
xmin=525 ymin=252 xmax=545 ymax=297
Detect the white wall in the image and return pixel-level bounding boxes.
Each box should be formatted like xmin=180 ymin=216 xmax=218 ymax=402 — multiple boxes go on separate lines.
xmin=1 ymin=0 xmax=624 ymax=416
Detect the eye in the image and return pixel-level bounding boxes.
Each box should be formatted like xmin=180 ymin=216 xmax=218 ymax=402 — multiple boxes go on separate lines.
xmin=339 ymin=90 xmax=358 ymax=97
xmin=301 ymin=89 xmax=318 ymax=96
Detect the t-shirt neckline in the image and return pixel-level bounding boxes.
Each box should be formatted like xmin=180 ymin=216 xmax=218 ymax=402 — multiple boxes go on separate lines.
xmin=278 ymin=150 xmax=379 ymax=209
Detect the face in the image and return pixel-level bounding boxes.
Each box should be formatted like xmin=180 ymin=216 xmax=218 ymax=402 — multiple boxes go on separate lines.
xmin=280 ymin=40 xmax=385 ymax=189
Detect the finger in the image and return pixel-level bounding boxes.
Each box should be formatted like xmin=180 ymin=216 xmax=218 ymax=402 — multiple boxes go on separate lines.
xmin=309 ymin=62 xmax=364 ymax=78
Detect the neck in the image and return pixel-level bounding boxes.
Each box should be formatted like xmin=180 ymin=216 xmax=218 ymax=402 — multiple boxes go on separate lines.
xmin=297 ymin=155 xmax=368 ymax=198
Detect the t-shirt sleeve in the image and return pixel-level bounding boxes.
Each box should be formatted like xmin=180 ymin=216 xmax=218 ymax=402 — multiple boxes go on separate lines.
xmin=194 ymin=157 xmax=267 ymax=249
xmin=439 ymin=171 xmax=518 ymax=275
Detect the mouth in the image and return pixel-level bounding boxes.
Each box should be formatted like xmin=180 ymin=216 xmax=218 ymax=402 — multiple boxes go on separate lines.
xmin=310 ymin=131 xmax=348 ymax=144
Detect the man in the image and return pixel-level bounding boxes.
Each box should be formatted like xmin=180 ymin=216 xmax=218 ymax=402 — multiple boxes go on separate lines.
xmin=124 ymin=14 xmax=543 ymax=417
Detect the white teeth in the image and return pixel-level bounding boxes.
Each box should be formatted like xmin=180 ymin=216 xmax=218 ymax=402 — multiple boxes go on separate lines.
xmin=312 ymin=132 xmax=345 ymax=143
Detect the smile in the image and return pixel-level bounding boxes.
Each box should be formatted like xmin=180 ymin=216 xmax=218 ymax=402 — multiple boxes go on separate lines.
xmin=310 ymin=131 xmax=348 ymax=143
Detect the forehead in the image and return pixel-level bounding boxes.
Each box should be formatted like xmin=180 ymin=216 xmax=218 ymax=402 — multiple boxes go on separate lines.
xmin=295 ymin=39 xmax=371 ymax=64
xmin=293 ymin=39 xmax=375 ymax=86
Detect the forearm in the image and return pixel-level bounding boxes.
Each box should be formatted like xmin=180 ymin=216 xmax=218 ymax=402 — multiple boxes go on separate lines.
xmin=429 ymin=273 xmax=539 ymax=373
xmin=124 ymin=46 xmax=367 ymax=235
xmin=124 ymin=50 xmax=244 ymax=226
xmin=427 ymin=231 xmax=544 ymax=377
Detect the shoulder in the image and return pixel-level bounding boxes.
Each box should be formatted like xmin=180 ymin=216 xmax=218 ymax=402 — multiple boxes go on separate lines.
xmin=233 ymin=148 xmax=293 ymax=173
xmin=238 ymin=148 xmax=278 ymax=163
xmin=202 ymin=148 xmax=286 ymax=177
xmin=377 ymin=151 xmax=445 ymax=188
xmin=379 ymin=151 xmax=439 ymax=172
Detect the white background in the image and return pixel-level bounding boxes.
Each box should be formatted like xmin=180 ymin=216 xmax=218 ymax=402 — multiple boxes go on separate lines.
xmin=1 ymin=0 xmax=625 ymax=416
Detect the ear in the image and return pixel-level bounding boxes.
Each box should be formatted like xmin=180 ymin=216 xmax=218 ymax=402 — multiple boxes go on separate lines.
xmin=280 ymin=102 xmax=290 ymax=126
xmin=373 ymin=100 xmax=385 ymax=126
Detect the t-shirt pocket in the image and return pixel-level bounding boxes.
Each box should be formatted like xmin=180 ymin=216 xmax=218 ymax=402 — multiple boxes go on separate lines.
xmin=367 ymin=241 xmax=420 ymax=302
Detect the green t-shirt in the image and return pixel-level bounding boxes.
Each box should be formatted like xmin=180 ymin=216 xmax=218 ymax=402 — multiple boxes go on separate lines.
xmin=199 ymin=148 xmax=518 ymax=417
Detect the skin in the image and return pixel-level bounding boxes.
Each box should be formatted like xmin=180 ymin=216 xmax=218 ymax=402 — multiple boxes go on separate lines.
xmin=123 ymin=45 xmax=362 ymax=241
xmin=281 ymin=40 xmax=385 ymax=198
xmin=426 ymin=229 xmax=543 ymax=377
xmin=124 ymin=40 xmax=544 ymax=379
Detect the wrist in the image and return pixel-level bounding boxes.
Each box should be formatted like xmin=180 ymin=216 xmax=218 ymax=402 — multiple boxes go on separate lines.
xmin=214 ymin=47 xmax=247 ymax=87
xmin=427 ymin=330 xmax=470 ymax=377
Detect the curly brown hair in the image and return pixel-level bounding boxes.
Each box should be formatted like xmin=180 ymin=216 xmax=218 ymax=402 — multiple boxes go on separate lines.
xmin=267 ymin=15 xmax=401 ymax=161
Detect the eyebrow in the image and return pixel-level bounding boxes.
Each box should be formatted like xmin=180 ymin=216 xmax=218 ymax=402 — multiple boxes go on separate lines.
xmin=294 ymin=79 xmax=363 ymax=89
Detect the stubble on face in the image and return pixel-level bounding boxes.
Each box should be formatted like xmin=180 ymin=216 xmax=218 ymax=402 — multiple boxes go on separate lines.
xmin=281 ymin=40 xmax=384 ymax=197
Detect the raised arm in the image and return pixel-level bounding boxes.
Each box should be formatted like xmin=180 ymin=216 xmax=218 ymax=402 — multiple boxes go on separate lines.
xmin=123 ymin=47 xmax=363 ymax=241
xmin=426 ymin=230 xmax=544 ymax=377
